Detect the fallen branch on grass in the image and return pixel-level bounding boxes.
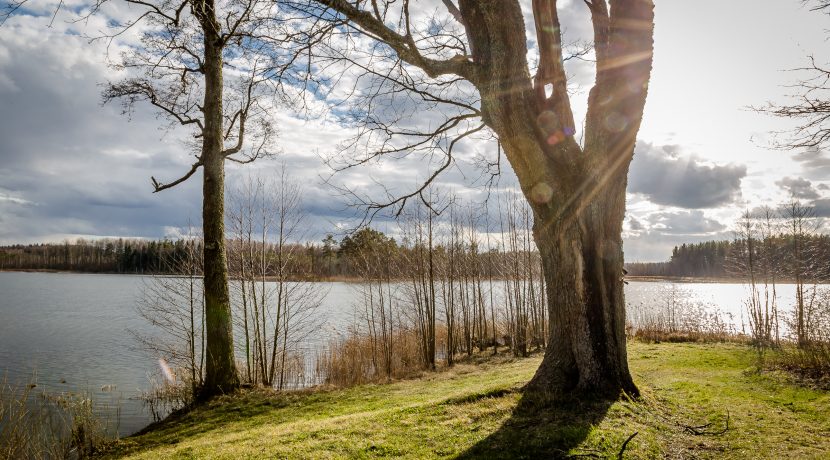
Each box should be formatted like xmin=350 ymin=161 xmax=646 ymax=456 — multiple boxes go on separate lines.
xmin=679 ymin=410 xmax=730 ymax=436
xmin=617 ymin=431 xmax=638 ymax=459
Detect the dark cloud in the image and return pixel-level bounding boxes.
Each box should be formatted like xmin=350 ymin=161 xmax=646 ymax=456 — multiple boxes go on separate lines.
xmin=811 ymin=198 xmax=830 ymax=218
xmin=748 ymin=197 xmax=830 ymax=220
xmin=646 ymin=210 xmax=726 ymax=235
xmin=0 ymin=14 xmax=390 ymax=244
xmin=0 ymin=20 xmax=208 ymax=243
xmin=775 ymin=176 xmax=820 ymax=200
xmin=627 ymin=216 xmax=645 ymax=231
xmin=793 ymin=149 xmax=830 ymax=180
xmin=628 ymin=142 xmax=747 ymax=208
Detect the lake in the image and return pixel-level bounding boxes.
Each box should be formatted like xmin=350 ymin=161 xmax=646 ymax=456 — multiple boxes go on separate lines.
xmin=0 ymin=271 xmax=814 ymax=436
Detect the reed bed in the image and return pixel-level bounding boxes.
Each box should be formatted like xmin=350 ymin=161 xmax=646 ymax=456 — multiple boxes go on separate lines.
xmin=0 ymin=377 xmax=113 ymax=459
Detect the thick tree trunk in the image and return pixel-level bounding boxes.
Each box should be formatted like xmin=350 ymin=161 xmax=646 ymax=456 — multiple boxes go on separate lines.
xmin=199 ymin=33 xmax=240 ymax=400
xmin=458 ymin=0 xmax=652 ymax=399
xmin=527 ymin=192 xmax=637 ymax=397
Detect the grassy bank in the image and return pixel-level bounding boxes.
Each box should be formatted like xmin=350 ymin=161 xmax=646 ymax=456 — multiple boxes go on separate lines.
xmin=101 ymin=342 xmax=830 ymax=459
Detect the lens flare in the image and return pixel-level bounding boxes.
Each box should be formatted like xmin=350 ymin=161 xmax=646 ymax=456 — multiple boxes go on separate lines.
xmin=159 ymin=358 xmax=175 ymax=384
xmin=604 ymin=112 xmax=627 ymax=133
xmin=547 ymin=132 xmax=565 ymax=145
xmin=530 ymin=182 xmax=554 ymax=204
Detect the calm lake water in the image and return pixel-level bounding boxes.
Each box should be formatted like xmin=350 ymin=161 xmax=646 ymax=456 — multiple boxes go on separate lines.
xmin=0 ymin=271 xmax=816 ymax=435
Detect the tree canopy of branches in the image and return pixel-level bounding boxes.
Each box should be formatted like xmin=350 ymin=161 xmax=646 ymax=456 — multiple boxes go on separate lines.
xmin=100 ymin=0 xmax=279 ymax=399
xmin=276 ymin=0 xmax=654 ymax=398
xmin=756 ymin=56 xmax=830 ymax=150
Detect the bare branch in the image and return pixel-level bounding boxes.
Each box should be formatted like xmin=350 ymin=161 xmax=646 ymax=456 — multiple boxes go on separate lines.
xmin=151 ymin=160 xmax=203 ymax=193
xmin=315 ymin=0 xmax=477 ymax=81
xmin=753 ymin=56 xmax=830 ymax=149
xmin=341 ymin=122 xmax=486 ymax=225
xmin=103 ymin=79 xmax=205 ymax=131
xmin=0 ymin=0 xmax=26 ymax=27
xmin=441 ymin=0 xmax=464 ymax=25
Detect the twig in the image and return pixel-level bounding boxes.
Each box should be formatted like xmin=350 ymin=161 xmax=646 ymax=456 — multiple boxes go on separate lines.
xmin=617 ymin=432 xmax=638 ymax=459
xmin=679 ymin=410 xmax=730 ymax=436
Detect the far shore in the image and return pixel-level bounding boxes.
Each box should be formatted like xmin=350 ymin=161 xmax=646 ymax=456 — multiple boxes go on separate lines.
xmin=625 ymin=275 xmax=743 ymax=284
xmin=0 ymin=268 xmax=364 ymax=283
xmin=5 ymin=269 xmax=827 ymax=285
xmin=625 ymin=275 xmax=830 ymax=284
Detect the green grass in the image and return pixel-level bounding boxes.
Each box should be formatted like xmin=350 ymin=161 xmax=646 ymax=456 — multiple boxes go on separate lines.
xmin=101 ymin=343 xmax=830 ymax=459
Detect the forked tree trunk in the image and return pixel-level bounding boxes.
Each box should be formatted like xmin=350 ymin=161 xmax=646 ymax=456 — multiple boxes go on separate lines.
xmin=199 ymin=28 xmax=240 ymax=400
xmin=458 ymin=0 xmax=653 ymax=398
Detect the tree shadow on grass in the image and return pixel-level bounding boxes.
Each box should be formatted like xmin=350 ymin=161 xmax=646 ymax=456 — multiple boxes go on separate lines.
xmin=457 ymin=391 xmax=614 ymax=459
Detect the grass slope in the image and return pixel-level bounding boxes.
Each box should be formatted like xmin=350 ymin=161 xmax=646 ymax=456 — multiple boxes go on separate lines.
xmin=103 ymin=343 xmax=830 ymax=459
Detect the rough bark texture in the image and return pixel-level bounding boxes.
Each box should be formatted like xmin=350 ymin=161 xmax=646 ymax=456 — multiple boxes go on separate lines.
xmin=459 ymin=0 xmax=653 ymax=398
xmin=198 ymin=22 xmax=240 ymax=400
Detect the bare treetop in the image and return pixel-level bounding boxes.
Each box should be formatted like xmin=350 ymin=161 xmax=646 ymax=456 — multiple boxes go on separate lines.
xmin=754 ymin=55 xmax=830 ymax=150
xmin=280 ymin=0 xmax=650 ymax=225
xmin=99 ymin=0 xmax=280 ymax=192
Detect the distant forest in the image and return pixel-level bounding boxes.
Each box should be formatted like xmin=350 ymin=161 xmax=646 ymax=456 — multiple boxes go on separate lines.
xmin=625 ymin=240 xmax=732 ymax=278
xmin=0 ymin=237 xmax=342 ymax=277
xmin=4 ymin=231 xmax=830 ymax=281
xmin=0 ymin=239 xmax=199 ymax=274
xmin=626 ymin=235 xmax=830 ymax=280
xmin=0 ymin=229 xmax=530 ymax=280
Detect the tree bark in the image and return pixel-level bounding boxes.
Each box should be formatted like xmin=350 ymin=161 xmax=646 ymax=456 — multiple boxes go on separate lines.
xmin=528 ymin=189 xmax=637 ymax=397
xmin=458 ymin=0 xmax=653 ymax=398
xmin=199 ymin=29 xmax=240 ymax=399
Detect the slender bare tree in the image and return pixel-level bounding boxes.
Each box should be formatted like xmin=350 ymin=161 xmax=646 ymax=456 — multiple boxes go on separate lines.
xmin=99 ymin=0 xmax=279 ymax=398
xmin=783 ymin=199 xmax=821 ymax=347
xmin=227 ymin=171 xmax=325 ymax=389
xmin=134 ymin=228 xmax=205 ymax=403
xmin=401 ymin=197 xmax=439 ymax=370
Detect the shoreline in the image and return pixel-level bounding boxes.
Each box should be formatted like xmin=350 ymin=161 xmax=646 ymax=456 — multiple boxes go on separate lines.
xmin=3 ymin=269 xmax=827 ymax=285
xmin=0 ymin=268 xmax=366 ymax=283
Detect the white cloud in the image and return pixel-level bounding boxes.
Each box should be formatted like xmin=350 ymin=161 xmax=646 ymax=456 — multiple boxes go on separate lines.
xmin=2 ymin=0 xmax=830 ymax=266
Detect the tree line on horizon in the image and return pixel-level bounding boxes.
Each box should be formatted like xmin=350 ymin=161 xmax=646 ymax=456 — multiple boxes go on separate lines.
xmin=626 ymin=213 xmax=829 ymax=281
xmin=0 ymin=238 xmax=190 ymax=274
xmin=629 ymin=236 xmax=830 ymax=281
xmin=0 ymin=219 xmax=546 ymax=281
xmin=7 ymin=225 xmax=829 ymax=282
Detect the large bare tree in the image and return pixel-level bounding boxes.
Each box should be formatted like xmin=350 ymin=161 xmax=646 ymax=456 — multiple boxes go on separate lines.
xmin=279 ymin=0 xmax=654 ymax=398
xmin=101 ymin=0 xmax=278 ymax=398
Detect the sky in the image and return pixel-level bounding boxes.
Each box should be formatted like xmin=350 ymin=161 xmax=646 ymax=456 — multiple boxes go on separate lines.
xmin=0 ymin=0 xmax=829 ymax=261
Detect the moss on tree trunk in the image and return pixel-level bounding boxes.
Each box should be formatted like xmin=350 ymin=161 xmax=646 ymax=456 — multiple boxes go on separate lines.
xmin=199 ymin=32 xmax=240 ymax=400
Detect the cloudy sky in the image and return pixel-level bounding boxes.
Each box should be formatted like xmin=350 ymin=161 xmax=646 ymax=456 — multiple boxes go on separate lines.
xmin=1 ymin=0 xmax=829 ymax=261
